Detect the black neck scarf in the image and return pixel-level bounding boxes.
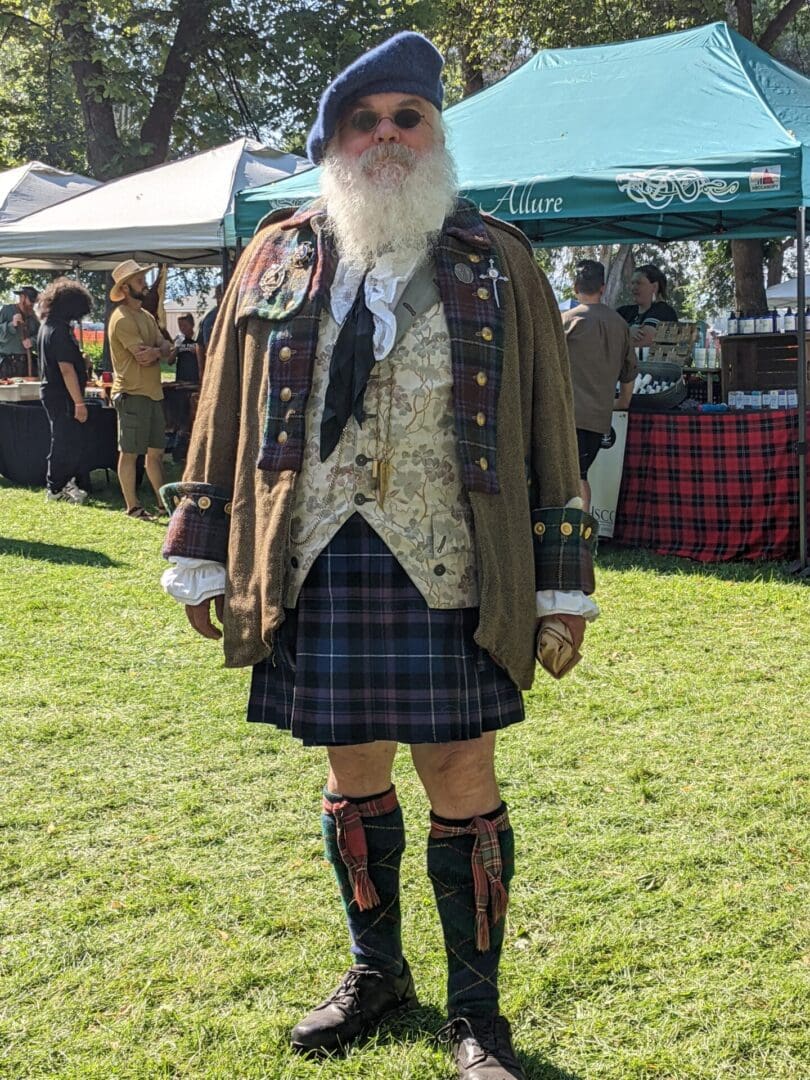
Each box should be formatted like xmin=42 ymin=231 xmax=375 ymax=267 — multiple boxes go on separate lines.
xmin=320 ymin=275 xmax=376 ymax=462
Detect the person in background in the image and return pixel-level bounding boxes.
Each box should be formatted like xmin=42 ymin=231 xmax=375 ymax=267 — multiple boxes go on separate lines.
xmin=0 ymin=285 xmax=40 ymax=377
xmin=170 ymin=313 xmax=199 ymax=383
xmin=617 ymin=264 xmax=678 ymax=356
xmin=37 ymin=278 xmax=94 ymax=504
xmin=108 ymin=259 xmax=171 ymax=521
xmin=195 ymin=283 xmax=221 ymax=384
xmin=562 ymin=259 xmax=638 ymax=508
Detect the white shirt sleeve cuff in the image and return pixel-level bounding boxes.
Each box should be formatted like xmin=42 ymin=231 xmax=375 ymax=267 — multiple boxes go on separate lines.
xmin=536 ymin=590 xmax=600 ymax=621
xmin=161 ymin=557 xmax=226 ymax=605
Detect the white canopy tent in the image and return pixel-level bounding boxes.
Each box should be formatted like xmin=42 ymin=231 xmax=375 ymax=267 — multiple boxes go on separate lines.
xmin=765 ymin=275 xmax=810 ymax=308
xmin=0 ymin=139 xmax=310 ymax=269
xmin=0 ymin=162 xmax=99 ymax=228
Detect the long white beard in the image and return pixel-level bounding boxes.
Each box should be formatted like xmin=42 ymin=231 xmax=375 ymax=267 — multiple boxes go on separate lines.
xmin=321 ymin=139 xmax=458 ymax=271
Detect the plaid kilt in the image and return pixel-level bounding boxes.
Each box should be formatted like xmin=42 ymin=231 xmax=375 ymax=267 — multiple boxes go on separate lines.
xmin=247 ymin=515 xmax=524 ymax=746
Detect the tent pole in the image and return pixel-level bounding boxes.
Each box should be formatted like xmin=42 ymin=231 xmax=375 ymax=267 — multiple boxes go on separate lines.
xmin=795 ymin=205 xmax=808 ymax=574
xmin=221 ymin=247 xmax=231 ymax=287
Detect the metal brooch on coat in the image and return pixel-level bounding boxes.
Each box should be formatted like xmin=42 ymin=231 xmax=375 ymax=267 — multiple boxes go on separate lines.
xmin=292 ymin=242 xmax=315 ymax=268
xmin=260 ymin=266 xmax=286 ymax=297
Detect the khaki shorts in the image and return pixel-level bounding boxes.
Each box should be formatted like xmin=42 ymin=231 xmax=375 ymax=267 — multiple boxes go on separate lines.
xmin=115 ymin=393 xmax=166 ymax=455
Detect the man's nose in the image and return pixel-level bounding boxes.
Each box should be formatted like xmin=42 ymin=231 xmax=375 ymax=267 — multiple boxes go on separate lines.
xmin=374 ymin=116 xmax=400 ymax=142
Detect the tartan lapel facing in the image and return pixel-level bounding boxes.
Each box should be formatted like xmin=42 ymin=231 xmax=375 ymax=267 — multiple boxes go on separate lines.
xmin=435 ymin=200 xmax=504 ymax=495
xmin=256 ymin=209 xmax=338 ymax=473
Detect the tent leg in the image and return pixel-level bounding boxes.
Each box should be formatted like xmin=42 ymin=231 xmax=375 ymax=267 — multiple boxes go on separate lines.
xmin=221 ymin=247 xmax=232 ymax=287
xmin=790 ymin=206 xmax=808 ymax=577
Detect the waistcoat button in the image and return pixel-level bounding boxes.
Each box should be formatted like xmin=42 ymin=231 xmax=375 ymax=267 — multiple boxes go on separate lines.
xmin=277 ymin=431 xmax=288 ymax=445
xmin=434 ymin=564 xmax=446 ymax=576
xmin=290 ymin=556 xmax=299 ymax=568
xmin=354 ymin=493 xmax=367 ymax=506
xmin=475 ymin=371 xmax=488 ymax=387
xmin=480 ymin=326 xmax=494 ymax=342
xmin=279 ymin=346 xmax=292 ymax=361
xmin=478 ymin=457 xmax=489 ymax=471
xmin=280 ymin=387 xmax=292 ymax=401
xmin=475 ymin=411 xmax=486 ymax=426
xmin=355 ymin=454 xmax=369 ymax=466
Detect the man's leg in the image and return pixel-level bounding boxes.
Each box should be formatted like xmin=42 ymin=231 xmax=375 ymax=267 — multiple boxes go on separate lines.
xmin=144 ymin=447 xmax=166 ymax=509
xmin=412 ymin=734 xmax=523 ymax=1078
xmin=291 ymin=741 xmax=417 ymax=1055
xmin=117 ymin=451 xmax=139 ymax=511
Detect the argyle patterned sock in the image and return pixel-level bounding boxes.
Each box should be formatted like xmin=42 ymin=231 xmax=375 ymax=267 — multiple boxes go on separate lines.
xmin=427 ymin=803 xmax=514 ymax=1018
xmin=322 ymin=785 xmax=406 ymax=976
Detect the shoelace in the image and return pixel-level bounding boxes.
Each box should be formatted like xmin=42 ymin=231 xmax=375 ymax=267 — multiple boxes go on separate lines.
xmin=437 ymin=1015 xmax=515 ymax=1064
xmin=328 ymin=968 xmax=385 ymax=1014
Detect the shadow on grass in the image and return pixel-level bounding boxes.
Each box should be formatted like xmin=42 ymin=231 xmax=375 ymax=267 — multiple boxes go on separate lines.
xmin=0 ymin=536 xmax=121 ymax=568
xmin=597 ymin=540 xmax=806 ymax=585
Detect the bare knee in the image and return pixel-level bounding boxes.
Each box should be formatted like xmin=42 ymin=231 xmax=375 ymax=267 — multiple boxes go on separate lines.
xmin=412 ymin=735 xmax=500 ymax=819
xmin=326 ymin=741 xmax=397 ymax=799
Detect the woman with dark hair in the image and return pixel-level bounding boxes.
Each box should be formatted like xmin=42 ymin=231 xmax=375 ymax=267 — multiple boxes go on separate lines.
xmin=617 ymin=263 xmax=678 ymax=354
xmin=37 ymin=277 xmax=93 ymax=504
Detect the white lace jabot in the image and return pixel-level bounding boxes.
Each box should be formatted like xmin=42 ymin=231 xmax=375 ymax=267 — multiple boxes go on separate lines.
xmin=329 ymin=250 xmax=423 ymax=361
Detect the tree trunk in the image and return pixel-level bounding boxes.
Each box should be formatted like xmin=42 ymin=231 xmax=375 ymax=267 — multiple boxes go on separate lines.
xmin=604 ymin=246 xmax=633 ymax=308
xmin=460 ymin=45 xmax=484 ymax=96
xmin=766 ymin=239 xmax=792 ymax=287
xmin=732 ymin=239 xmax=767 ymax=313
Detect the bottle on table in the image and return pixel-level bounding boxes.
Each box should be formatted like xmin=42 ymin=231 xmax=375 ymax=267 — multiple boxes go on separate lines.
xmin=783 ymin=307 xmax=796 ymax=331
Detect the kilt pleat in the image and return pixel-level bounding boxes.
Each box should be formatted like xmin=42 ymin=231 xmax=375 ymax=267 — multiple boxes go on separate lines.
xmin=247 ymin=514 xmax=524 ymax=746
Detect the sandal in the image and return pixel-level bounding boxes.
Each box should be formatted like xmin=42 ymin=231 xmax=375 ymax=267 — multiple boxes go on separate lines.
xmin=126 ymin=506 xmax=156 ymax=521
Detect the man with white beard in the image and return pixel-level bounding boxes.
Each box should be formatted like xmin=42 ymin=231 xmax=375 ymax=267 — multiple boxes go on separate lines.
xmin=160 ymin=32 xmax=597 ymax=1079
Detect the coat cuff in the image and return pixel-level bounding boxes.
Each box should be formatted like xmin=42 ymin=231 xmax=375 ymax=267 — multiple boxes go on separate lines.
xmin=161 ymin=482 xmax=232 ymax=563
xmin=532 ymin=506 xmax=597 ymax=594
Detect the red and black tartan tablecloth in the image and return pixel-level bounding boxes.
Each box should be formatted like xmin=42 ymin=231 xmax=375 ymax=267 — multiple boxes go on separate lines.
xmin=613 ymin=409 xmax=809 ymax=562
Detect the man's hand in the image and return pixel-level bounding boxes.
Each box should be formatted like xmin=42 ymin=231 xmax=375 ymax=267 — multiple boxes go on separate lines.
xmin=11 ymin=312 xmax=23 ymax=328
xmin=74 ymin=402 xmax=88 ymax=424
xmin=133 ymin=345 xmax=160 ymax=366
xmin=630 ymin=325 xmax=655 ymax=348
xmin=185 ymin=595 xmax=225 ymax=640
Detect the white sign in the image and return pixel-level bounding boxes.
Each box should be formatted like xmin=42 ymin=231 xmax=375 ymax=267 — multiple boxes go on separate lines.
xmin=749 ymin=166 xmax=781 ymax=192
xmin=616 ymin=167 xmax=739 ymax=209
xmin=588 ymin=413 xmax=629 ymax=538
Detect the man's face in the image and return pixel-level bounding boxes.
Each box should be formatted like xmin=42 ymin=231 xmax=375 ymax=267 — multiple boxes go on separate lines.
xmin=126 ymin=274 xmax=150 ymax=302
xmin=335 ymin=92 xmax=437 ymax=163
xmin=18 ymin=295 xmax=34 ymax=316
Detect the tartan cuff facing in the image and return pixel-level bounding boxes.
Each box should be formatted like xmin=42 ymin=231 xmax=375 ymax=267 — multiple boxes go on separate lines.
xmin=532 ymin=506 xmax=597 ymax=595
xmin=161 ymin=482 xmax=232 ymax=564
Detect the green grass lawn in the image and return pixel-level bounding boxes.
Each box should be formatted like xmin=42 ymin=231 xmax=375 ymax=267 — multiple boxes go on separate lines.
xmin=1 ymin=472 xmax=808 ymax=1079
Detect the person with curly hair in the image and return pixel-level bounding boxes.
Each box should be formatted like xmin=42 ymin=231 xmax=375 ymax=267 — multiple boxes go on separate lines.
xmin=37 ymin=277 xmax=93 ymax=504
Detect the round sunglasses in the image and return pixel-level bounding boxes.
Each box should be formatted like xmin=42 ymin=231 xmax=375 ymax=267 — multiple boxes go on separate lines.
xmin=348 ymin=107 xmax=425 ymax=134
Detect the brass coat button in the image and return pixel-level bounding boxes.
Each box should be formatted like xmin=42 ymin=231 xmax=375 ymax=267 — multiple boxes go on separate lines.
xmin=478 ymin=457 xmax=489 ymax=471
xmin=277 ymin=431 xmax=288 ymax=445
xmin=279 ymin=346 xmax=292 ymax=361
xmin=561 ymin=521 xmax=573 ymax=537
xmin=534 ymin=522 xmax=545 ymax=536
xmin=584 ymin=526 xmax=592 ymax=540
xmin=475 ymin=412 xmax=486 ymax=426
xmin=477 ymin=287 xmax=490 ymax=300
xmin=198 ymin=496 xmax=211 ymax=510
xmin=280 ymin=386 xmax=292 ymax=401
xmin=481 ymin=326 xmax=494 ymax=342
xmin=224 ymin=502 xmax=232 ymax=515
xmin=475 ymin=371 xmax=488 ymax=387
xmin=468 ymin=253 xmax=482 ymax=263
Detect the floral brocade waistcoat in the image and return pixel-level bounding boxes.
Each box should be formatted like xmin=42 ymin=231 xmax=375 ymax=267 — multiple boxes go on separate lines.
xmin=284 ymin=302 xmax=479 ymax=610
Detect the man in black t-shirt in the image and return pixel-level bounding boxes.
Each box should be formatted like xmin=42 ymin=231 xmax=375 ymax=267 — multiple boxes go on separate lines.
xmin=170 ymin=313 xmax=199 ymax=383
xmin=37 ymin=278 xmax=93 ymax=503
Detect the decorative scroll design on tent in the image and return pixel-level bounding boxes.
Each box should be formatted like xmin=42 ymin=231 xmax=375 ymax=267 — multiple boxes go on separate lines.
xmin=616 ymin=168 xmax=740 ymax=209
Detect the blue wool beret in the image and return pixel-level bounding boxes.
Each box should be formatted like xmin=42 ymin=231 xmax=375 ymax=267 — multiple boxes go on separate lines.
xmin=306 ymin=32 xmax=444 ymax=165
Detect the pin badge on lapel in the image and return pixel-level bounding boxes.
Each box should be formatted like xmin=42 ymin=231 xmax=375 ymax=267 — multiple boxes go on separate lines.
xmin=260 ymin=266 xmax=285 ymax=297
xmin=454 ymin=262 xmax=475 ymax=285
xmin=481 ymin=258 xmax=509 ymax=308
xmin=292 ymin=241 xmax=314 ymax=268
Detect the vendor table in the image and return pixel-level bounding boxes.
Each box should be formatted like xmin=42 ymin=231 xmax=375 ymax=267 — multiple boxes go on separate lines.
xmin=613 ymin=409 xmax=809 ymax=561
xmin=0 ymin=399 xmax=117 ymax=486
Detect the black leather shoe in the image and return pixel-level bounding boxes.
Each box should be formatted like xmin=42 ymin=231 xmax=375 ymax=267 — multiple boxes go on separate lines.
xmin=291 ymin=961 xmax=418 ymax=1055
xmin=439 ymin=1014 xmax=527 ymax=1079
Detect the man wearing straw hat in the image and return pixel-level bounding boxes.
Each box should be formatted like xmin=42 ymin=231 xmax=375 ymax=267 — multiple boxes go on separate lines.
xmin=160 ymin=32 xmax=598 ymax=1079
xmin=108 ymin=259 xmax=171 ymax=520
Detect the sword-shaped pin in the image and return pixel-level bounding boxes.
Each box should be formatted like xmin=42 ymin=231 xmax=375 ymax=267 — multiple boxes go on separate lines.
xmin=481 ymin=257 xmax=509 ymax=308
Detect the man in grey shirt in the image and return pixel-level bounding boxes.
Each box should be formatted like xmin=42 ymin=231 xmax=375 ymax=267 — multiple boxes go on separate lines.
xmin=562 ymin=260 xmax=637 ymax=508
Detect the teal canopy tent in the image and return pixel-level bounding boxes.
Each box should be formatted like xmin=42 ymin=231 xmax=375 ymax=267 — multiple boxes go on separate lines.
xmin=234 ymin=22 xmax=809 ymax=247
xmin=232 ymin=21 xmax=809 ymax=570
